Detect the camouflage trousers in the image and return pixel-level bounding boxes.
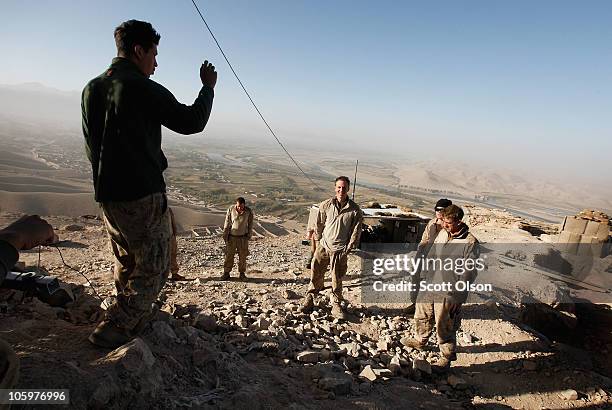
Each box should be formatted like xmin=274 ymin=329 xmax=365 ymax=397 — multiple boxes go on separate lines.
xmin=308 ymin=245 xmax=348 ymax=304
xmin=414 ymin=299 xmax=462 ymax=358
xmin=102 ymin=192 xmax=171 ymax=331
xmin=224 ymin=235 xmax=248 ymax=274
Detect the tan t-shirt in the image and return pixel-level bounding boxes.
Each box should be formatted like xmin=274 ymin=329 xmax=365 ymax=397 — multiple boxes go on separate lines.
xmin=224 ymin=205 xmax=254 ymax=238
xmin=316 ymin=197 xmax=363 ymax=252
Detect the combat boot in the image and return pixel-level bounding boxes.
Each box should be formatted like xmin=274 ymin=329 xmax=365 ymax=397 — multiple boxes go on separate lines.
xmin=298 ymin=293 xmax=314 ymax=314
xmin=431 ymin=355 xmax=453 ymax=373
xmin=331 ymin=302 xmax=348 ymax=320
xmin=220 ymin=272 xmax=230 ymax=281
xmin=169 ymin=272 xmax=188 ymax=281
xmin=88 ymin=320 xmax=131 ymax=348
xmin=405 ymin=303 xmax=416 ymax=315
xmin=400 ymin=337 xmax=426 ymax=351
xmin=238 ymin=272 xmax=247 ymax=280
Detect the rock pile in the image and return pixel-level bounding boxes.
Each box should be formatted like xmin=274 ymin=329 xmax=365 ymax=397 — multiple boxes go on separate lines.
xmin=169 ymin=292 xmax=478 ymax=400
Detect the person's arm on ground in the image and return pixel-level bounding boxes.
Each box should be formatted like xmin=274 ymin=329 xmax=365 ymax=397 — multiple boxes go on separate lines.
xmin=154 ymin=61 xmax=217 ymax=135
xmin=0 ymin=215 xmax=56 ymax=284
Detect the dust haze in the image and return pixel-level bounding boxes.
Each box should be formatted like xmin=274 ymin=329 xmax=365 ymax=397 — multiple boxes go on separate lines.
xmin=0 ymin=82 xmax=609 ymax=221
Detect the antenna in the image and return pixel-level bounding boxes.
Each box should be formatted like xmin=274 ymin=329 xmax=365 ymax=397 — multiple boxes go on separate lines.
xmin=352 ymin=159 xmax=359 ymax=201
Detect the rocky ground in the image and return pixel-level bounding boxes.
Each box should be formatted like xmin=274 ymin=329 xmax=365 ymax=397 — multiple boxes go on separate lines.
xmin=0 ymin=207 xmax=611 ymax=409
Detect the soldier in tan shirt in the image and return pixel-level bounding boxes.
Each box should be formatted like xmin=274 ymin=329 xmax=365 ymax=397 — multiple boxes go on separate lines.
xmin=402 ymin=204 xmax=479 ymax=372
xmin=405 ymin=199 xmax=453 ymax=308
xmin=300 ymin=176 xmax=363 ymax=319
xmin=222 ymin=197 xmax=254 ymax=280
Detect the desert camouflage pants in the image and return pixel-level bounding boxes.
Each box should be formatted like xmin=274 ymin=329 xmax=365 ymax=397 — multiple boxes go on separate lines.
xmin=308 ymin=245 xmax=347 ymax=304
xmin=224 ymin=236 xmax=248 ymax=274
xmin=414 ymin=299 xmax=462 ymax=358
xmin=102 ymin=192 xmax=171 ymax=331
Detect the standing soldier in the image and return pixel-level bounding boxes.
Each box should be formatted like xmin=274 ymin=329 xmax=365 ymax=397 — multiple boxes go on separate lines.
xmin=402 ymin=204 xmax=479 ymax=372
xmin=222 ymin=197 xmax=254 ymax=280
xmin=300 ymin=176 xmax=363 ymax=319
xmin=408 ymin=198 xmax=453 ymax=306
xmin=82 ymin=19 xmax=217 ymax=348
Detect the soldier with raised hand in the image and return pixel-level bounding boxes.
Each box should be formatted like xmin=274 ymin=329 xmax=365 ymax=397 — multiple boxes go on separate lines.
xmin=82 ymin=19 xmax=217 ymax=348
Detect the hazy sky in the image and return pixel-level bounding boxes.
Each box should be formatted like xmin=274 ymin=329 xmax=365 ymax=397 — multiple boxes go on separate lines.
xmin=1 ymin=0 xmax=611 ymax=184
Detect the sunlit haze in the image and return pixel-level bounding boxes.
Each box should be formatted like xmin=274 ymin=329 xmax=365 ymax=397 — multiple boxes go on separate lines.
xmin=1 ymin=0 xmax=611 ymax=189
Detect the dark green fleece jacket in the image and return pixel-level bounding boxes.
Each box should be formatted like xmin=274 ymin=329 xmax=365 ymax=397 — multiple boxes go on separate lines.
xmin=82 ymin=57 xmax=214 ymax=202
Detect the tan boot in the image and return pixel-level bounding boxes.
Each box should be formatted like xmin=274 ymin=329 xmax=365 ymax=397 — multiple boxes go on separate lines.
xmin=400 ymin=337 xmax=426 ymax=351
xmin=298 ymin=294 xmax=315 ymax=314
xmin=405 ymin=303 xmax=416 ymax=314
xmin=431 ymin=356 xmax=452 ymax=373
xmin=169 ymin=272 xmax=188 ymax=281
xmin=331 ymin=302 xmax=347 ymax=320
xmin=88 ymin=320 xmax=131 ymax=349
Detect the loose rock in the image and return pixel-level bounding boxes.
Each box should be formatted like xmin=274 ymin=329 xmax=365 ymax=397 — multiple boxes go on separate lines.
xmin=560 ymin=389 xmax=579 ymax=401
xmin=388 ymin=355 xmax=401 ymax=375
xmin=193 ymin=314 xmax=218 ymax=332
xmin=105 ymin=338 xmax=155 ymax=373
xmin=413 ymin=359 xmax=432 ymax=375
xmin=63 ymin=224 xmax=85 ymax=232
xmin=359 ymin=365 xmax=377 ymax=382
xmin=318 ymin=374 xmax=352 ymax=395
xmin=522 ymin=360 xmax=537 ymax=371
xmin=447 ymin=374 xmax=468 ymax=390
xmin=283 ymin=289 xmax=300 ymax=299
xmin=297 ymin=350 xmax=320 ymax=363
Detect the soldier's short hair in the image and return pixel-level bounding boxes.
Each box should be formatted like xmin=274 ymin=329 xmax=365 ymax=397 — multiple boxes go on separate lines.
xmin=441 ymin=204 xmax=464 ymax=222
xmin=114 ymin=20 xmax=160 ymax=57
xmin=236 ymin=197 xmax=246 ymax=205
xmin=335 ymin=176 xmax=350 ymax=187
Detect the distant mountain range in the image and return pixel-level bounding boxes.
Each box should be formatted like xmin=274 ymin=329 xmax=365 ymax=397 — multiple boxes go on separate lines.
xmin=0 ymin=82 xmax=81 ymax=129
xmin=393 ymin=161 xmax=612 ymax=213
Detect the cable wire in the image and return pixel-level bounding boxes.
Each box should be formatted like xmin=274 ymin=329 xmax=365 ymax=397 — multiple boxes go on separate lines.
xmin=51 ymin=244 xmax=105 ymax=304
xmin=190 ymin=0 xmax=324 ymax=191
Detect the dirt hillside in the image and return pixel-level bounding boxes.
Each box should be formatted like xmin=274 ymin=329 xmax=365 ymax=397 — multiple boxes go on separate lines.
xmin=0 ymin=208 xmax=611 ymax=409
